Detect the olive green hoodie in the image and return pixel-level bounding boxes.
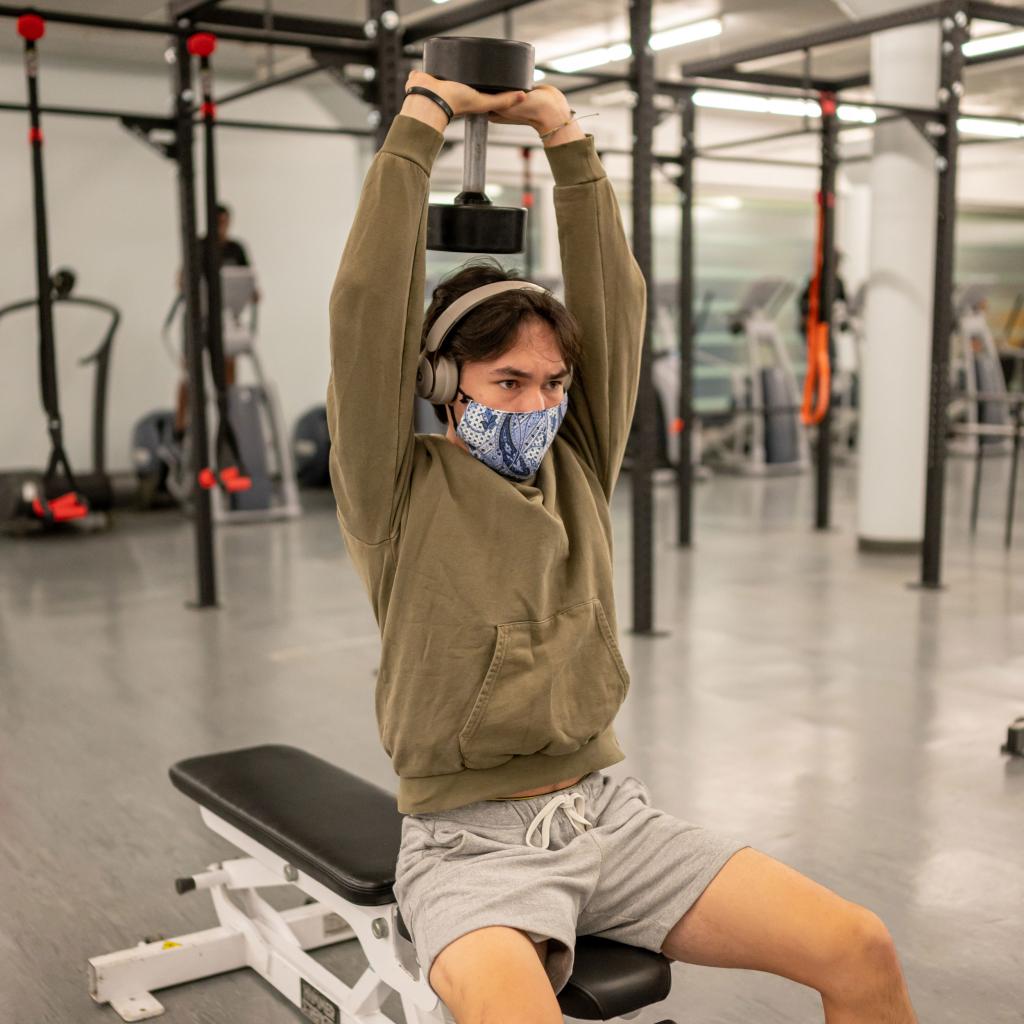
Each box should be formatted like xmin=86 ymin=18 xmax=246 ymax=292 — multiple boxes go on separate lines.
xmin=327 ymin=114 xmax=646 ymax=814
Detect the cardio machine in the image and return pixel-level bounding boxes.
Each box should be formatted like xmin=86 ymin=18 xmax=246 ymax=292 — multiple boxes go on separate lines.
xmin=701 ymin=278 xmax=809 ymax=475
xmin=948 ymin=284 xmax=1012 ymax=457
xmin=625 ymin=282 xmax=714 ymax=475
xmin=133 ymin=265 xmax=301 ymax=523
xmin=0 ymin=268 xmax=119 ymax=531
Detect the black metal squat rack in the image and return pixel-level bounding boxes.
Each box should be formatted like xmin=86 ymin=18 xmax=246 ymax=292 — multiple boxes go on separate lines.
xmin=0 ymin=0 xmax=1023 ymax=633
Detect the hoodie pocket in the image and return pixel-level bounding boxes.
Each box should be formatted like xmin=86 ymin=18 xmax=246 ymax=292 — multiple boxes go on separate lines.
xmin=458 ymin=598 xmax=629 ymax=771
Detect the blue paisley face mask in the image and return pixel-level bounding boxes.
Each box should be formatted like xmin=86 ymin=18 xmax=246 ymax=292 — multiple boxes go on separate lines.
xmin=454 ymin=390 xmax=568 ymax=481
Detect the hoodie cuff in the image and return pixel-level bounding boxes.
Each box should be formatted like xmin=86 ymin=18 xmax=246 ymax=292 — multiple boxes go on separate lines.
xmin=544 ymin=134 xmax=606 ymax=187
xmin=380 ymin=114 xmax=446 ymax=175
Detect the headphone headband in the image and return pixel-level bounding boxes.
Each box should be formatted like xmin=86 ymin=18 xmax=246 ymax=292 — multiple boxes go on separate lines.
xmin=424 ymin=280 xmax=548 ymax=355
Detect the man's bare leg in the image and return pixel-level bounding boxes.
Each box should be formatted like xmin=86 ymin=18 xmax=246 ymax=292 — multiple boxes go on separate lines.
xmin=428 ymin=925 xmax=561 ymax=1024
xmin=661 ymin=848 xmax=917 ymax=1023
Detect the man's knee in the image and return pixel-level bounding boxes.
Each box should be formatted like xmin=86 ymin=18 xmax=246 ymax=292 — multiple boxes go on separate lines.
xmin=821 ymin=906 xmax=902 ymax=1001
xmin=428 ymin=926 xmax=561 ymax=1024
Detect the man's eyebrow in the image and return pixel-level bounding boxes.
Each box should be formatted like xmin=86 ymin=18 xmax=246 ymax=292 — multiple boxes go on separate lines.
xmin=489 ymin=365 xmax=570 ymax=380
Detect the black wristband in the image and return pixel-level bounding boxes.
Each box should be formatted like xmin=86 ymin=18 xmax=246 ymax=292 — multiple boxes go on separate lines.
xmin=404 ymin=86 xmax=454 ymax=126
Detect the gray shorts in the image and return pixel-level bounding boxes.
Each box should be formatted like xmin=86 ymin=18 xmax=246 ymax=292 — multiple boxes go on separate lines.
xmin=393 ymin=770 xmax=748 ymax=996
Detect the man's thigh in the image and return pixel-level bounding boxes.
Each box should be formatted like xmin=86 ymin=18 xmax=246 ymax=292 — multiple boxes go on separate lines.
xmin=661 ymin=847 xmax=880 ymax=988
xmin=430 ymin=926 xmax=562 ymax=1024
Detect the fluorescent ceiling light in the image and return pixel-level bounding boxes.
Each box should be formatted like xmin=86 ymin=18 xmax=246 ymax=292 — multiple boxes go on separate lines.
xmin=692 ymin=90 xmax=771 ymax=114
xmin=707 ymin=195 xmax=742 ymax=209
xmin=837 ymin=104 xmax=876 ymax=124
xmin=962 ymin=28 xmax=1024 ymax=57
xmin=769 ymin=96 xmax=820 ymax=117
xmin=549 ymin=42 xmax=632 ymax=74
xmin=650 ymin=18 xmax=722 ymax=52
xmin=957 ymin=117 xmax=1024 ymax=139
xmin=686 ymin=94 xmax=1021 ymax=141
xmin=692 ymin=90 xmax=816 ymax=117
xmin=547 ymin=18 xmax=721 ymax=74
xmin=693 ymin=90 xmax=875 ymax=124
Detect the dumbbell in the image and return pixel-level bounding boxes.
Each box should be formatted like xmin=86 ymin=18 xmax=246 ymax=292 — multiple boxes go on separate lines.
xmin=423 ymin=35 xmax=534 ymax=255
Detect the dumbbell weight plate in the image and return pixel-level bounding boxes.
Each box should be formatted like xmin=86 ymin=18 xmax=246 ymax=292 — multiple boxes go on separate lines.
xmin=427 ymin=203 xmax=526 ymax=255
xmin=422 ymin=36 xmax=534 ymax=94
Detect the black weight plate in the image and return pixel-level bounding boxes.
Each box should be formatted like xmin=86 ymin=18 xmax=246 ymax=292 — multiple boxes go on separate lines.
xmin=427 ymin=204 xmax=526 ymax=255
xmin=423 ymin=36 xmax=534 ymax=94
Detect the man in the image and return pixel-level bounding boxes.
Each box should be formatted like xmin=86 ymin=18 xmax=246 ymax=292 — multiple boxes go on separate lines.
xmin=327 ymin=71 xmax=919 ymax=1024
xmin=173 ymin=203 xmax=258 ymax=439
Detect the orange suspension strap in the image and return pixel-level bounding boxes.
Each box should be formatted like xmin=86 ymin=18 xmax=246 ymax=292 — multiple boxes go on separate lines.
xmin=802 ymin=104 xmax=834 ymax=427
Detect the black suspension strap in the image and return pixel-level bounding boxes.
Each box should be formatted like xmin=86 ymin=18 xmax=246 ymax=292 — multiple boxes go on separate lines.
xmin=17 ymin=13 xmax=87 ymax=523
xmin=189 ymin=32 xmax=251 ymax=497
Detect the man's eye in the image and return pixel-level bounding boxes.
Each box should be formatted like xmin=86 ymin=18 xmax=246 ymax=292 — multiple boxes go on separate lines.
xmin=498 ymin=380 xmax=518 ymax=389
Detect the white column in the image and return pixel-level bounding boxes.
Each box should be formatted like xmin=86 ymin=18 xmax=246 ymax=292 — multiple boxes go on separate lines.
xmin=836 ymin=170 xmax=870 ymax=297
xmin=851 ymin=14 xmax=941 ymax=549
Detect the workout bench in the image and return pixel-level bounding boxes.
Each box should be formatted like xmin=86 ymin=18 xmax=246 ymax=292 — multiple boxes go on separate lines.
xmin=88 ymin=745 xmax=678 ymax=1023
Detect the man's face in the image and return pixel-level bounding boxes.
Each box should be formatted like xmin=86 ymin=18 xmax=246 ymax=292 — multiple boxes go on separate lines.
xmin=452 ymin=318 xmax=569 ymax=425
xmin=217 ymin=211 xmax=230 ymax=243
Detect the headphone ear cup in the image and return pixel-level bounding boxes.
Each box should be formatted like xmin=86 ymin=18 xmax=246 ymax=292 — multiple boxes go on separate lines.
xmin=416 ymin=353 xmax=436 ymax=401
xmin=431 ymin=355 xmax=460 ymax=406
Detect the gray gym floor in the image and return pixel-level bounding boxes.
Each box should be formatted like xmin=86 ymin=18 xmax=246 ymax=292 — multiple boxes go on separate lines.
xmin=1 ymin=462 xmax=1021 ymax=1023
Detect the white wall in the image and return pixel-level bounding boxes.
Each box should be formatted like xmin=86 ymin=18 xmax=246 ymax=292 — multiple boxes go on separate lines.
xmin=0 ymin=59 xmax=365 ymax=475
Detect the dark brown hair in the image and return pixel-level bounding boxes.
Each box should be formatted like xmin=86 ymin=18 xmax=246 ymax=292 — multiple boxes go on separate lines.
xmin=423 ymin=258 xmax=582 ymax=423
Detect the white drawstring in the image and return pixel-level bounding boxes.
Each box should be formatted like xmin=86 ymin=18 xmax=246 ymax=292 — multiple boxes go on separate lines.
xmin=524 ymin=792 xmax=592 ymax=850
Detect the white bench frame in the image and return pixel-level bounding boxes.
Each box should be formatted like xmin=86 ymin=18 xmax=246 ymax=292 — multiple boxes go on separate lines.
xmin=88 ymin=806 xmax=645 ymax=1023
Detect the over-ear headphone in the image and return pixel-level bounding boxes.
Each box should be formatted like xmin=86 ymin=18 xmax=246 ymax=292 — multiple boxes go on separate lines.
xmin=417 ymin=280 xmax=552 ymax=406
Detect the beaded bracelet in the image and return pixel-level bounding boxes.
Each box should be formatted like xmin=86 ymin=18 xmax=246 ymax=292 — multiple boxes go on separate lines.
xmin=404 ymin=86 xmax=454 ymax=126
xmin=539 ymin=111 xmax=599 ymax=140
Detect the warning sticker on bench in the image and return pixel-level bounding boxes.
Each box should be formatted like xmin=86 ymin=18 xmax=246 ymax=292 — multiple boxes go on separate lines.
xmin=300 ymin=979 xmax=340 ymax=1024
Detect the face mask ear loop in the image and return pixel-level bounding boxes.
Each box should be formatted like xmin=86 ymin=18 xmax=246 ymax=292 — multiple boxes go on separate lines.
xmin=444 ymin=357 xmax=465 ymax=435
xmin=449 ymin=385 xmax=475 ymax=435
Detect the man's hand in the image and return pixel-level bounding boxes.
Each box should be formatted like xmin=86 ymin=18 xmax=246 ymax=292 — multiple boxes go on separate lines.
xmin=401 ymin=71 xmax=526 ymax=133
xmin=488 ymin=84 xmax=584 ymax=146
xmin=487 ymin=83 xmax=571 ymax=132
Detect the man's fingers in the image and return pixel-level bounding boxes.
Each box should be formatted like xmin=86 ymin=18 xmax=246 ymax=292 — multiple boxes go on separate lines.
xmin=475 ymin=89 xmax=527 ymax=113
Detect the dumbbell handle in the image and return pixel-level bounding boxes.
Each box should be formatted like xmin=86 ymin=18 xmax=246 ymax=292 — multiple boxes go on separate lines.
xmin=461 ymin=113 xmax=489 ymax=202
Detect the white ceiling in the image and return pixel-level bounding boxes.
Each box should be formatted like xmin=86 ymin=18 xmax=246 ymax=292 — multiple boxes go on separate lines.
xmin=0 ymin=0 xmax=1021 ymax=113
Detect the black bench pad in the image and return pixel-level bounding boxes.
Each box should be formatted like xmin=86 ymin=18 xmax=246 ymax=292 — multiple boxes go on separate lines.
xmin=170 ymin=744 xmax=675 ymax=1021
xmin=559 ymin=935 xmax=673 ymax=1019
xmin=170 ymin=744 xmax=404 ymax=906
